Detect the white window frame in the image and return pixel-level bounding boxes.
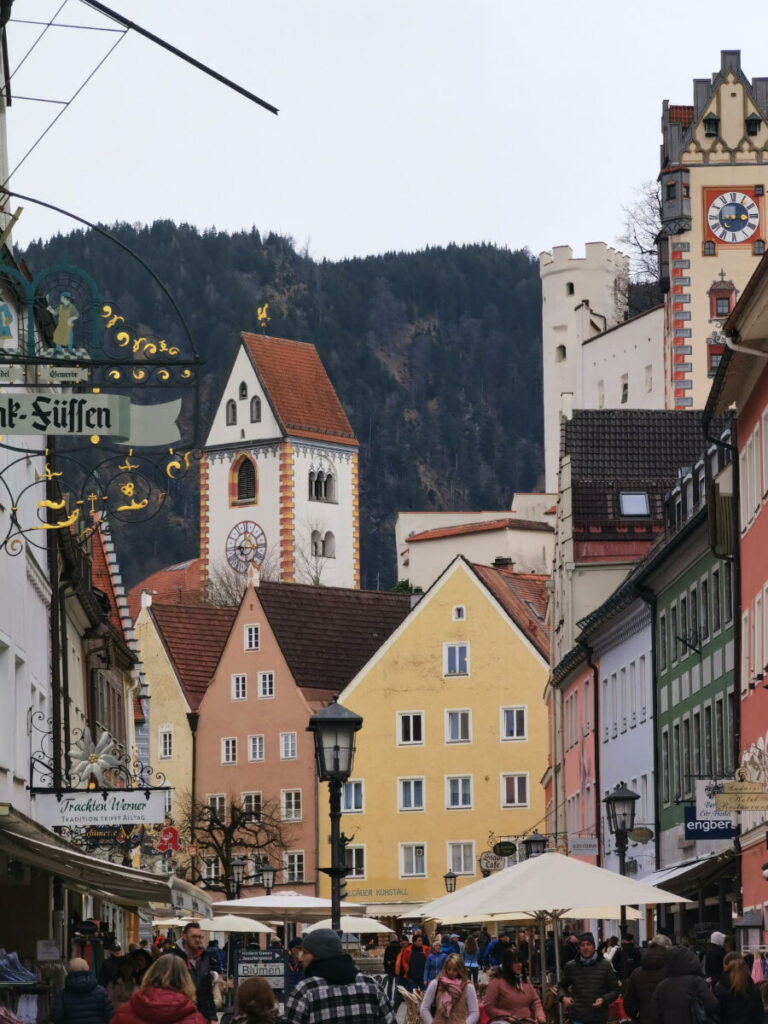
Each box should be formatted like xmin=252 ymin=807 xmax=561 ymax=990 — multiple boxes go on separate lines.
xmin=231 ymin=673 xmax=247 ymax=701
xmin=280 ymin=732 xmax=297 ymax=760
xmin=397 ymin=711 xmax=424 ymax=746
xmin=342 ymin=779 xmax=364 ymax=813
xmin=344 ymin=844 xmax=366 ymax=879
xmin=281 ymin=789 xmax=302 ymax=822
xmin=158 ymin=726 xmax=173 ymax=760
xmin=400 ymin=842 xmax=427 ymax=877
xmin=445 ymin=708 xmax=471 ymax=744
xmin=163 ymin=789 xmax=172 ymax=816
xmin=398 ymin=776 xmax=425 ymax=811
xmin=443 ymin=642 xmax=469 ymax=677
xmin=203 ymin=856 xmax=222 ymax=884
xmin=258 ymin=671 xmax=275 ymax=699
xmin=248 ymin=734 xmax=264 ymax=762
xmin=244 ymin=624 xmax=260 ymax=651
xmin=284 ymin=850 xmax=305 ymax=883
xmin=445 ymin=775 xmax=472 ymax=809
xmin=500 ymin=705 xmax=527 ymax=741
xmin=447 ymin=840 xmax=475 ymax=875
xmin=221 ymin=737 xmax=237 ymax=764
xmin=206 ymin=794 xmax=226 ymax=821
xmin=501 ymin=772 xmax=529 ymax=808
xmin=241 ymin=791 xmax=262 ymax=821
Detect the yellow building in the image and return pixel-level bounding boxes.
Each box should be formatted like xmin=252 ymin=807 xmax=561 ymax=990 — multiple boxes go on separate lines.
xmin=319 ymin=556 xmax=550 ymax=918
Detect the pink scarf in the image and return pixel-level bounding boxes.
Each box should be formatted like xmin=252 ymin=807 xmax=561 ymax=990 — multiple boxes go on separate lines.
xmin=437 ymin=977 xmax=465 ymax=1018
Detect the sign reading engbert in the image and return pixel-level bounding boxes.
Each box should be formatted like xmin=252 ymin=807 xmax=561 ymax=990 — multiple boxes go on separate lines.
xmin=33 ymin=789 xmax=168 ymax=828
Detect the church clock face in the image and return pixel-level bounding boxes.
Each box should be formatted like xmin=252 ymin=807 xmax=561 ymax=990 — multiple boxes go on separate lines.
xmin=707 ymin=191 xmax=760 ymax=243
xmin=226 ymin=521 xmax=267 ymax=573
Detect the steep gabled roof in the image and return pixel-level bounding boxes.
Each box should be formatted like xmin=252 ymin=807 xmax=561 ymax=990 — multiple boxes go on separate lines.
xmin=149 ymin=603 xmax=237 ymax=710
xmin=242 ymin=333 xmax=357 ymax=446
xmin=470 ymin=563 xmax=549 ymax=660
xmin=126 ymin=558 xmax=203 ymax=620
xmin=257 ymin=581 xmax=410 ymax=691
xmin=408 ymin=517 xmax=553 ymax=543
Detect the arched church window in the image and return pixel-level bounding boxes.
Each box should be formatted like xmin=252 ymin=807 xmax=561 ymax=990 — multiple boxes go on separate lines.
xmin=311 ymin=530 xmax=322 ymax=557
xmin=313 ymin=471 xmax=325 ymax=500
xmin=308 ymin=471 xmax=316 ymax=499
xmin=237 ymin=459 xmax=257 ymax=502
xmin=323 ymin=473 xmax=336 ymax=501
xmin=250 ymin=396 xmax=261 ymax=422
xmin=323 ymin=531 xmax=336 ymax=558
xmin=239 ymin=382 xmax=248 ymax=399
xmin=555 ymin=345 xmax=566 ymax=363
xmin=703 ymin=241 xmax=716 ymax=256
xmin=226 ymin=400 xmax=237 ymax=425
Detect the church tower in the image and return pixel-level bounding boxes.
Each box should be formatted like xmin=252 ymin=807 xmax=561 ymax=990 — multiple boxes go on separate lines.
xmin=659 ymin=50 xmax=768 ymax=409
xmin=200 ymin=333 xmax=360 ymax=591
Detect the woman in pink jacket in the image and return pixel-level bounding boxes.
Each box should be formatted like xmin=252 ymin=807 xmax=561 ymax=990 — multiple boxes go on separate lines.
xmin=482 ymin=950 xmax=545 ymax=1024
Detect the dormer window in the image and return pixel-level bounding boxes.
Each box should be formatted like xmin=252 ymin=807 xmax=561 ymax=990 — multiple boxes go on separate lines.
xmin=746 ymin=114 xmax=761 ymax=137
xmin=619 ymin=492 xmax=650 ymax=517
xmin=239 ymin=382 xmax=248 ymax=399
xmin=703 ymin=114 xmax=719 ymax=137
xmin=666 ymin=182 xmax=676 ymax=201
xmin=754 ymin=240 xmax=766 ymax=256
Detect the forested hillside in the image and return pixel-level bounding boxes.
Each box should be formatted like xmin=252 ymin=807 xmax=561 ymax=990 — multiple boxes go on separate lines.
xmin=24 ymin=224 xmax=546 ymax=589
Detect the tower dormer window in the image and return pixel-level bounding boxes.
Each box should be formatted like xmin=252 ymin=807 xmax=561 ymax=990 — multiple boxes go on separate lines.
xmin=703 ymin=114 xmax=719 ymax=138
xmin=250 ymin=396 xmax=261 ymax=422
xmin=226 ymin=399 xmax=237 ymax=425
xmin=239 ymin=382 xmax=248 ymax=399
xmin=746 ymin=114 xmax=761 ymax=137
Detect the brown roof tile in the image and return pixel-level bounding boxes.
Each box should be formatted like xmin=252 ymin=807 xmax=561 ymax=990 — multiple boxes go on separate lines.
xmin=669 ymin=105 xmax=694 ymax=127
xmin=242 ymin=333 xmax=357 ymax=446
xmin=257 ymin=581 xmax=410 ymax=690
xmin=127 ymin=559 xmax=203 ymax=620
xmin=149 ymin=603 xmax=237 ymax=710
xmin=470 ymin=563 xmax=549 ymax=660
xmin=408 ymin=517 xmax=553 ymax=543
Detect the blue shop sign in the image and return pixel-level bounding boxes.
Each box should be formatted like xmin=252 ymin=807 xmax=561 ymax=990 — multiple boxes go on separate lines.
xmin=684 ymin=806 xmax=737 ymax=840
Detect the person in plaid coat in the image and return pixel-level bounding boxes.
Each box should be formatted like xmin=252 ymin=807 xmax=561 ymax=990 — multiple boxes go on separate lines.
xmin=284 ymin=929 xmax=396 ymax=1024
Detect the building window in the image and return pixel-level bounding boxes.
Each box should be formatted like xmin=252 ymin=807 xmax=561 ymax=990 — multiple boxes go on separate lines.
xmin=248 ymin=734 xmax=264 ymax=762
xmin=309 ymin=470 xmax=337 ymax=502
xmin=236 ymin=458 xmax=257 ymax=503
xmin=619 ymin=491 xmax=650 ymax=516
xmin=446 ymin=776 xmax=472 ymax=809
xmin=280 ymin=732 xmax=297 ymax=760
xmin=701 ymin=579 xmax=710 ymax=640
xmin=164 ymin=789 xmax=172 ymax=816
xmin=712 ymin=569 xmax=722 ymax=632
xmin=714 ymin=698 xmax=725 ymax=776
xmin=715 ymin=297 xmax=731 ymax=317
xmin=400 ymin=843 xmax=426 ymax=877
xmin=207 ymin=794 xmax=226 ymax=821
xmin=501 ymin=706 xmax=527 ymax=740
xmin=323 ymin=531 xmax=335 ymax=558
xmin=226 ymin=399 xmax=237 ymax=425
xmin=344 ymin=846 xmax=365 ymax=878
xmin=399 ymin=778 xmax=424 ymax=811
xmin=398 ymin=712 xmax=423 ymax=745
xmin=555 ymin=344 xmax=566 ymax=362
xmin=703 ymin=705 xmax=713 ymax=775
xmin=446 ymin=710 xmax=471 ymax=743
xmin=645 ymin=364 xmax=653 ymax=393
xmin=222 ymin=737 xmax=237 ymax=764
xmin=203 ymin=857 xmax=222 ymax=885
xmin=620 ymin=374 xmax=628 ymax=404
xmin=444 ymin=642 xmax=469 ymax=676
xmin=724 ymin=562 xmax=733 ymax=623
xmin=284 ymin=851 xmax=305 ymax=883
xmin=692 ymin=711 xmax=701 ymax=776
xmin=659 ymin=613 xmax=667 ymax=671
xmin=666 ymin=182 xmax=676 ymax=201
xmin=282 ymin=789 xmax=302 ymax=821
xmin=239 ymin=382 xmax=248 ymax=399
xmin=448 ymin=841 xmax=474 ymax=875
xmin=250 ymin=396 xmax=261 ymax=422
xmin=671 ymin=605 xmax=679 ymax=662
xmin=566 ymin=282 xmax=574 ymax=295
xmin=453 ymin=605 xmax=465 ymax=621
xmin=258 ymin=672 xmax=275 ymax=698
xmin=244 ymin=624 xmax=260 ymax=651
xmin=597 ymin=379 xmax=605 ymax=408
xmin=703 ymin=114 xmax=719 ymax=137
xmin=501 ymin=773 xmax=529 ymax=808
xmin=242 ymin=792 xmax=262 ymax=821
xmin=746 ymin=114 xmax=761 ymax=137
xmin=342 ymin=780 xmax=363 ymax=812
xmin=231 ymin=674 xmax=247 ymax=701
xmin=754 ymin=240 xmax=766 ymax=255
xmin=703 ymin=241 xmax=716 ymax=256
xmin=682 ymin=718 xmax=691 ymax=796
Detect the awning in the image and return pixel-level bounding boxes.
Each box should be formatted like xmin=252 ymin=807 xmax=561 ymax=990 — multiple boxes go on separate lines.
xmin=357 ymin=902 xmax=425 ymax=918
xmin=734 ymin=910 xmax=763 ymax=929
xmin=639 ymin=852 xmax=735 ymax=896
xmin=0 ymin=803 xmax=210 ymax=916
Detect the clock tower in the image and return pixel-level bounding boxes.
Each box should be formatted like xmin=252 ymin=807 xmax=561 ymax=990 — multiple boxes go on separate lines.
xmin=201 ymin=333 xmax=360 ymax=592
xmin=659 ymin=50 xmax=768 ymax=408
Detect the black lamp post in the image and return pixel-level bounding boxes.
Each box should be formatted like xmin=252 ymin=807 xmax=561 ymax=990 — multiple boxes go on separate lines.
xmin=521 ymin=832 xmax=548 ymax=859
xmin=603 ymin=781 xmax=640 ymax=936
xmin=307 ymin=698 xmax=363 ymax=932
xmin=443 ymin=870 xmax=457 ymax=893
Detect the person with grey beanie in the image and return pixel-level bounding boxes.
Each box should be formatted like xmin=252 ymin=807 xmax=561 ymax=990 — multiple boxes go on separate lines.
xmin=283 ymin=929 xmax=395 ymax=1024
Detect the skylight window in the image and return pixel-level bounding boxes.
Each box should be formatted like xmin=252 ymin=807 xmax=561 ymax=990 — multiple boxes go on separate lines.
xmin=619 ymin=492 xmax=650 ymax=516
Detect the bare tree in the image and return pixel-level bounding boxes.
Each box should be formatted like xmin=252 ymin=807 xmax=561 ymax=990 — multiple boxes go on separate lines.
xmin=206 ymin=548 xmax=280 ymax=606
xmin=293 ymin=520 xmax=330 ymax=586
xmin=618 ymin=179 xmax=662 ymax=281
xmin=176 ymin=793 xmax=293 ymax=897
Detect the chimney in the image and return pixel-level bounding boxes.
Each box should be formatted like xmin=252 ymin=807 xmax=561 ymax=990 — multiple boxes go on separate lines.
xmin=493 ymin=557 xmax=514 ymax=569
xmin=140 ymin=589 xmax=155 ymax=609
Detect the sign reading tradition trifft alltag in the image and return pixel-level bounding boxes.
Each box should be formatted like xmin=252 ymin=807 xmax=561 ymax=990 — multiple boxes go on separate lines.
xmin=33 ymin=789 xmax=168 ymax=828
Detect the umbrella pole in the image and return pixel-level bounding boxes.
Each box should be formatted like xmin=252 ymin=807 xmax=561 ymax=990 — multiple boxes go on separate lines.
xmin=537 ymin=914 xmax=545 ymax=990
xmin=552 ymin=915 xmax=562 ymax=1024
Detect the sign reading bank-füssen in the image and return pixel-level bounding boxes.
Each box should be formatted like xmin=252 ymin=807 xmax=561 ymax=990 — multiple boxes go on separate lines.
xmin=0 ymin=393 xmax=130 ymax=437
xmin=33 ymin=789 xmax=167 ymax=828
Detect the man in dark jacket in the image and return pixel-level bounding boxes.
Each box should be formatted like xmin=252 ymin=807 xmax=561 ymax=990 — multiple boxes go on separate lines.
xmin=612 ymin=931 xmax=642 ymax=983
xmin=170 ymin=921 xmax=217 ymax=1024
xmin=557 ymin=932 xmax=619 ymax=1024
xmin=51 ymin=958 xmax=113 ymax=1024
xmin=623 ymin=935 xmax=670 ymax=1024
xmin=651 ymin=944 xmax=719 ymax=1024
xmin=704 ymin=930 xmax=727 ymax=987
xmin=97 ymin=944 xmax=123 ymax=988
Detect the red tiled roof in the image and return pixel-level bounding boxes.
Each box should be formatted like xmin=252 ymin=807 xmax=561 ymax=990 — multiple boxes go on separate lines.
xmin=127 ymin=559 xmax=203 ymax=620
xmin=149 ymin=603 xmax=237 ymax=710
xmin=471 ymin=563 xmax=550 ymax=660
xmin=90 ymin=527 xmax=125 ymax=639
xmin=669 ymin=105 xmax=694 ymax=127
xmin=408 ymin=517 xmax=553 ymax=543
xmin=242 ymin=333 xmax=357 ymax=446
xmin=257 ymin=581 xmax=410 ymax=690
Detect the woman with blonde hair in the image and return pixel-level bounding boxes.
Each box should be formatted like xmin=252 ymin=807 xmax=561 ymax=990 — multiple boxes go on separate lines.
xmin=714 ymin=951 xmax=762 ymax=1024
xmin=420 ymin=953 xmax=478 ymax=1024
xmin=109 ymin=954 xmax=206 ymax=1024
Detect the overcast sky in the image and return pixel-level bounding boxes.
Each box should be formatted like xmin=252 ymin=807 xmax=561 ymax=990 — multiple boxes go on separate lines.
xmin=5 ymin=1 xmax=768 ymax=264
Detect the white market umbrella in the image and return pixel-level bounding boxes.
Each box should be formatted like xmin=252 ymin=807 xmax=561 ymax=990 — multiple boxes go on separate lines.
xmin=153 ymin=917 xmax=194 ymax=928
xmin=304 ymin=915 xmax=394 ymax=935
xmin=418 ymin=904 xmax=642 ymax=924
xmin=215 ymin=891 xmax=365 ymax=923
xmin=197 ymin=915 xmax=274 ymax=934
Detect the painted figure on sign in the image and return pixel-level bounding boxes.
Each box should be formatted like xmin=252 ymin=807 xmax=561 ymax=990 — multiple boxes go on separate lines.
xmin=47 ymin=292 xmax=79 ymax=352
xmin=0 ymin=295 xmax=14 ymax=342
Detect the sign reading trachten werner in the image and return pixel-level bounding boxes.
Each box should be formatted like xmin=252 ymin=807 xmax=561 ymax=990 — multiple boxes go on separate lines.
xmin=33 ymin=789 xmax=168 ymax=827
xmin=0 ymin=393 xmax=129 ymax=437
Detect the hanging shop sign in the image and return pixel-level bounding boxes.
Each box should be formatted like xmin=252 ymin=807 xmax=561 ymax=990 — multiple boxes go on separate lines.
xmin=33 ymin=789 xmax=168 ymax=828
xmin=478 ymin=851 xmax=504 ymax=873
xmin=684 ymin=806 xmax=738 ymax=840
xmin=695 ymin=779 xmax=737 ymax=822
xmin=714 ymin=782 xmax=768 ymax=812
xmin=568 ymin=836 xmax=600 ymax=856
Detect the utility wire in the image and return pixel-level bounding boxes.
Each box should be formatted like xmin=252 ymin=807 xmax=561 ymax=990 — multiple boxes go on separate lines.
xmin=10 ymin=18 xmax=123 ymax=32
xmin=8 ymin=0 xmax=69 ymax=82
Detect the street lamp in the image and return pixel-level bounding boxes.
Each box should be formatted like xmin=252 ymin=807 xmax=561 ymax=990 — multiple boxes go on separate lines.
xmin=260 ymin=862 xmax=276 ymax=895
xmin=230 ymin=855 xmax=246 ymax=898
xmin=521 ymin=832 xmax=548 ymax=859
xmin=308 ymin=697 xmax=363 ymax=932
xmin=443 ymin=870 xmax=457 ymax=893
xmin=603 ymin=781 xmax=640 ymax=936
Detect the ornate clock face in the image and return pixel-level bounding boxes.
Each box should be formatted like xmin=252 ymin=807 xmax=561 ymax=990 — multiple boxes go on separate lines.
xmin=707 ymin=191 xmax=760 ymax=243
xmin=226 ymin=521 xmax=267 ymax=573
